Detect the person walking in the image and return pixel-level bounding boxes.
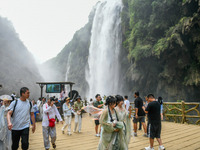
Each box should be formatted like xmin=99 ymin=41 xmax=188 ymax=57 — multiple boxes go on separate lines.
xmin=73 ymin=96 xmax=83 ymax=133
xmin=124 ymin=95 xmax=130 ymax=111
xmin=93 ymin=94 xmax=104 ymax=137
xmin=42 ymin=97 xmax=63 ymax=150
xmin=133 ymin=91 xmax=147 ymax=137
xmin=7 ymin=87 xmax=36 ymax=150
xmin=0 ymin=95 xmax=12 ymax=150
xmin=144 ymin=94 xmax=165 ymax=150
xmin=61 ymin=97 xmax=73 ymax=135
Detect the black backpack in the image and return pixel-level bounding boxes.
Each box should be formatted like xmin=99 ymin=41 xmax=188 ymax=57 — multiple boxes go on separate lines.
xmin=11 ymin=100 xmax=32 ymax=117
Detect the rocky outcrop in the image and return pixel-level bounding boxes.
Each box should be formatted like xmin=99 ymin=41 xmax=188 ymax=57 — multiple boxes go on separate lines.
xmin=0 ymin=17 xmax=43 ymax=99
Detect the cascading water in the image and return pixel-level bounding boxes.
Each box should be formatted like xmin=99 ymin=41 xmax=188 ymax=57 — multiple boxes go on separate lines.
xmin=86 ymin=0 xmax=123 ymax=98
xmin=65 ymin=52 xmax=71 ymax=82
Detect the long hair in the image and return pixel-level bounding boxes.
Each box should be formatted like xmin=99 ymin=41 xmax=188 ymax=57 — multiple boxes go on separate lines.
xmin=105 ymin=96 xmax=119 ymax=122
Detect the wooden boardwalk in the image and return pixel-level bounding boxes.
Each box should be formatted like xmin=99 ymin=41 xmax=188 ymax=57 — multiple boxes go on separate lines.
xmin=24 ymin=114 xmax=200 ymax=150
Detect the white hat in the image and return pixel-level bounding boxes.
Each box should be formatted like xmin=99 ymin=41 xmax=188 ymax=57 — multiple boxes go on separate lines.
xmin=0 ymin=95 xmax=13 ymax=101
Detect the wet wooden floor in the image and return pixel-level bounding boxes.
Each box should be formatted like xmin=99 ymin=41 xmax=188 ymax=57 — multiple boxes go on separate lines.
xmin=21 ymin=114 xmax=200 ymax=150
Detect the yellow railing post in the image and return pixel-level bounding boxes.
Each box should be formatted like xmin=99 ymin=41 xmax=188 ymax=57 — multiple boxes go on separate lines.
xmin=181 ymin=101 xmax=186 ymax=124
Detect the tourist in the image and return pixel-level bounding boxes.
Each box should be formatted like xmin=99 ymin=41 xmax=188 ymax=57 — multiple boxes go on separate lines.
xmin=144 ymin=94 xmax=165 ymax=150
xmin=61 ymin=97 xmax=73 ymax=135
xmin=73 ymin=96 xmax=83 ymax=133
xmin=124 ymin=95 xmax=130 ymax=111
xmin=93 ymin=94 xmax=104 ymax=137
xmin=158 ymin=97 xmax=164 ymax=120
xmin=42 ymin=97 xmax=63 ymax=150
xmin=133 ymin=91 xmax=147 ymax=137
xmin=31 ymin=100 xmax=39 ymax=123
xmin=37 ymin=98 xmax=41 ymax=108
xmin=7 ymin=87 xmax=36 ymax=150
xmin=98 ymin=96 xmax=120 ymax=150
xmin=89 ymin=98 xmax=94 ymax=106
xmin=115 ymin=95 xmax=132 ymax=149
xmin=0 ymin=95 xmax=12 ymax=150
xmin=54 ymin=98 xmax=61 ymax=123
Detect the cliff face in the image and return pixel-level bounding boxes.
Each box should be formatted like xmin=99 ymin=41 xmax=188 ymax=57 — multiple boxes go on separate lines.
xmin=0 ymin=17 xmax=43 ymax=99
xmin=121 ymin=0 xmax=200 ymax=101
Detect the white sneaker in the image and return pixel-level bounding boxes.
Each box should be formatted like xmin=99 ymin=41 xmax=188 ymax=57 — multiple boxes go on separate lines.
xmin=95 ymin=134 xmax=100 ymax=137
xmin=158 ymin=145 xmax=165 ymax=150
xmin=73 ymin=130 xmax=76 ymax=133
xmin=133 ymin=132 xmax=137 ymax=137
xmin=145 ymin=146 xmax=154 ymax=150
xmin=68 ymin=132 xmax=71 ymax=135
xmin=143 ymin=133 xmax=148 ymax=137
xmin=78 ymin=130 xmax=81 ymax=133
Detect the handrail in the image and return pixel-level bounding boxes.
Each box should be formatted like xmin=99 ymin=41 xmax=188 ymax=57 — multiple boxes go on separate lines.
xmin=163 ymin=101 xmax=200 ymax=125
xmin=130 ymin=101 xmax=200 ymax=125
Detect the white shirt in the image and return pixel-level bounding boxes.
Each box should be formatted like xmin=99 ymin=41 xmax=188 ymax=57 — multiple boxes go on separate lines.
xmin=124 ymin=100 xmax=130 ymax=111
xmin=42 ymin=103 xmax=63 ymax=127
xmin=37 ymin=100 xmax=41 ymax=108
xmin=8 ymin=99 xmax=34 ymax=130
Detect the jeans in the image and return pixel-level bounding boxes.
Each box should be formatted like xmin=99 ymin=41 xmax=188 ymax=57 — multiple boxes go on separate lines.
xmin=12 ymin=127 xmax=29 ymax=150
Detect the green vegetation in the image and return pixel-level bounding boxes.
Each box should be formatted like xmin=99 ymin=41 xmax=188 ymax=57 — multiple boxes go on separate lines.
xmin=121 ymin=0 xmax=200 ymax=101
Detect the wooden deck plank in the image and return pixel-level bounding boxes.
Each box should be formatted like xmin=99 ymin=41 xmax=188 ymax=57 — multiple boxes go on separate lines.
xmin=19 ymin=114 xmax=200 ymax=150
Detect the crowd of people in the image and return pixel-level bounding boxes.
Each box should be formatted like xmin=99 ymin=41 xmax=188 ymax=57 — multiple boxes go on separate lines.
xmin=0 ymin=87 xmax=165 ymax=150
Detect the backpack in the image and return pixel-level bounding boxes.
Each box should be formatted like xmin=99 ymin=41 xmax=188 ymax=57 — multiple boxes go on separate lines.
xmin=11 ymin=100 xmax=32 ymax=117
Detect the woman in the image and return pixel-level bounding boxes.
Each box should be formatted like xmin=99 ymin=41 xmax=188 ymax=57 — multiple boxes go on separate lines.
xmin=98 ymin=96 xmax=121 ymax=150
xmin=42 ymin=97 xmax=63 ymax=150
xmin=0 ymin=95 xmax=12 ymax=150
xmin=62 ymin=97 xmax=73 ymax=135
xmin=115 ymin=95 xmax=132 ymax=150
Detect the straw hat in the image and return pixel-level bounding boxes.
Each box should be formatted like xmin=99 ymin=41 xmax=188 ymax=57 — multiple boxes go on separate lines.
xmin=0 ymin=95 xmax=13 ymax=101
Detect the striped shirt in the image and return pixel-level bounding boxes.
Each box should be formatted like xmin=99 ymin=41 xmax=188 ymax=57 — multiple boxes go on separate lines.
xmin=8 ymin=98 xmax=34 ymax=130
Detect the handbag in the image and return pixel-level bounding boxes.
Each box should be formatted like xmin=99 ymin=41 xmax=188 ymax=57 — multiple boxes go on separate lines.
xmin=46 ymin=104 xmax=56 ymax=127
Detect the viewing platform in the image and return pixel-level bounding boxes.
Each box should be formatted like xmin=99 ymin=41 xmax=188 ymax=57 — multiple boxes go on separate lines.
xmin=23 ymin=114 xmax=200 ymax=150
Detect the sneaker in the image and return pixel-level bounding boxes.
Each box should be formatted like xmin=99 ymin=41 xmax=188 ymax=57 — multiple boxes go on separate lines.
xmin=52 ymin=143 xmax=56 ymax=149
xmin=95 ymin=134 xmax=100 ymax=137
xmin=133 ymin=132 xmax=137 ymax=137
xmin=145 ymin=146 xmax=154 ymax=150
xmin=143 ymin=133 xmax=148 ymax=137
xmin=78 ymin=130 xmax=81 ymax=133
xmin=62 ymin=130 xmax=64 ymax=134
xmin=73 ymin=130 xmax=76 ymax=133
xmin=158 ymin=145 xmax=165 ymax=150
xmin=68 ymin=132 xmax=72 ymax=135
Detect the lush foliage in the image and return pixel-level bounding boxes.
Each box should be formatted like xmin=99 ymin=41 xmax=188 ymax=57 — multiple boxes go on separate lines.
xmin=121 ymin=0 xmax=200 ymax=101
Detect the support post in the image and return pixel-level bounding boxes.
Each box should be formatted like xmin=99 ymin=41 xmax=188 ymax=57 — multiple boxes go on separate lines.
xmin=70 ymin=84 xmax=72 ymax=99
xmin=39 ymin=84 xmax=44 ymax=100
xmin=181 ymin=101 xmax=185 ymax=124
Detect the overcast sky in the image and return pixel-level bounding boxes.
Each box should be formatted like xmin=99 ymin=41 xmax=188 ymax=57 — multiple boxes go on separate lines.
xmin=0 ymin=0 xmax=100 ymax=63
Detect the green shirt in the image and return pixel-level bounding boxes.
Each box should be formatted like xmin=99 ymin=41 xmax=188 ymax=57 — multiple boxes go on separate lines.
xmin=73 ymin=101 xmax=83 ymax=112
xmin=94 ymin=100 xmax=103 ymax=108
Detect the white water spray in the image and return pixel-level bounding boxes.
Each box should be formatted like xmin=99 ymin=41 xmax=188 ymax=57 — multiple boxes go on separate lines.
xmin=86 ymin=0 xmax=123 ymax=98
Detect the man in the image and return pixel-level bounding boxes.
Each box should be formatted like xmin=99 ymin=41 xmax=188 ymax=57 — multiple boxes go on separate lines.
xmin=7 ymin=87 xmax=36 ymax=150
xmin=54 ymin=98 xmax=61 ymax=123
xmin=93 ymin=94 xmax=104 ymax=137
xmin=124 ymin=95 xmax=130 ymax=111
xmin=144 ymin=94 xmax=165 ymax=150
xmin=73 ymin=96 xmax=83 ymax=133
xmin=42 ymin=97 xmax=63 ymax=150
xmin=133 ymin=91 xmax=147 ymax=137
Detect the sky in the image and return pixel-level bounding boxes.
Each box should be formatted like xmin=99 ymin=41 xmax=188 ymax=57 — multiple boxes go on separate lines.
xmin=0 ymin=0 xmax=100 ymax=63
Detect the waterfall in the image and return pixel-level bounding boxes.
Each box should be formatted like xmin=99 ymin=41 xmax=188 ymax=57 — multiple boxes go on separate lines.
xmin=86 ymin=0 xmax=123 ymax=98
xmin=65 ymin=52 xmax=71 ymax=82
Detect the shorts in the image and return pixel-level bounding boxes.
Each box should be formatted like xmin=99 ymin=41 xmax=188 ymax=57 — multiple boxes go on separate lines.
xmin=95 ymin=120 xmax=100 ymax=125
xmin=148 ymin=122 xmax=161 ymax=139
xmin=133 ymin=116 xmax=145 ymax=123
